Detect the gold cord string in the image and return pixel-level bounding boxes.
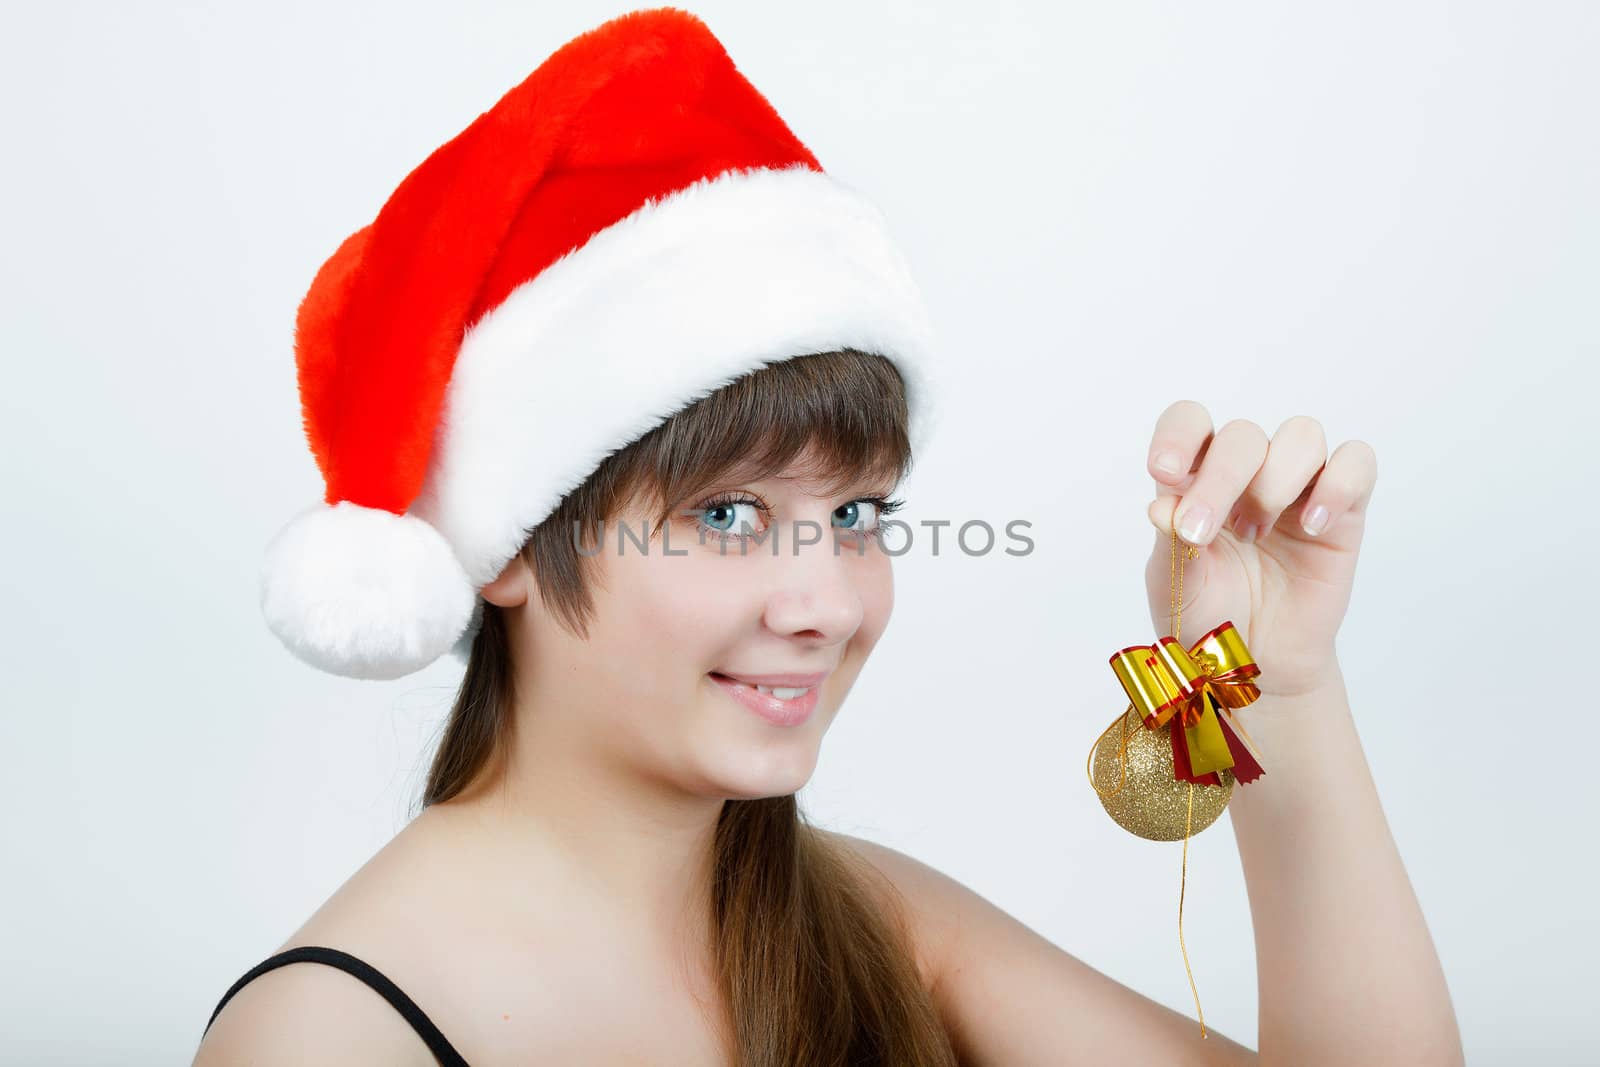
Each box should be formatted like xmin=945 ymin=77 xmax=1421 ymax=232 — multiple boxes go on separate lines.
xmin=1083 ymin=525 xmax=1208 ymax=1038
xmin=1172 ymin=523 xmax=1207 ymax=1039
xmin=1085 ymin=707 xmax=1134 ymax=798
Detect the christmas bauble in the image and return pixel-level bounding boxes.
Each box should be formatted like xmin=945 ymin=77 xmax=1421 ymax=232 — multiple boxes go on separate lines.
xmin=1091 ymin=708 xmax=1234 ymax=841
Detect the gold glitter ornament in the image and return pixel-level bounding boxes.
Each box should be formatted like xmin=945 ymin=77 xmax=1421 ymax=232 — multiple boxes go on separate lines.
xmin=1089 ymin=707 xmax=1234 ymax=841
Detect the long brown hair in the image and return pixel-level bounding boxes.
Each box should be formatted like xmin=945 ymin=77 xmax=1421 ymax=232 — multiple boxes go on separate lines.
xmin=414 ymin=349 xmax=957 ymax=1065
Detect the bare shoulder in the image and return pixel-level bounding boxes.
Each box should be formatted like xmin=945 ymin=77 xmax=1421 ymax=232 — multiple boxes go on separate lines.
xmin=192 ymin=955 xmax=439 ymax=1067
xmin=822 ymin=829 xmax=1258 ymax=1066
xmin=193 ymin=818 xmax=462 ymax=1066
xmin=821 ymin=828 xmax=965 ymax=985
xmin=193 ymin=806 xmax=633 ymax=1065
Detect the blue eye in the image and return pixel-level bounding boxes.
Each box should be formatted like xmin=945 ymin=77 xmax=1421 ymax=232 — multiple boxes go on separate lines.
xmin=699 ymin=499 xmax=764 ymax=538
xmin=835 ymin=497 xmax=906 ymax=541
xmin=834 ymin=500 xmax=873 ymax=533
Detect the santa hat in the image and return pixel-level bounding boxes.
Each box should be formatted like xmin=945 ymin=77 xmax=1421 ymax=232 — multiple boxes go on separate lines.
xmin=259 ymin=6 xmax=941 ymax=681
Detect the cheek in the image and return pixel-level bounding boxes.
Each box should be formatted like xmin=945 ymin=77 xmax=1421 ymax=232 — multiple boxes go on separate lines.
xmin=590 ymin=539 xmax=896 ymax=688
xmin=598 ymin=550 xmax=737 ymax=677
xmin=853 ymin=555 xmax=895 ymax=649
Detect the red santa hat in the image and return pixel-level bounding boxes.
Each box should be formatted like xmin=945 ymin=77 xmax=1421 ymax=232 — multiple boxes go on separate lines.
xmin=259 ymin=6 xmax=942 ymax=681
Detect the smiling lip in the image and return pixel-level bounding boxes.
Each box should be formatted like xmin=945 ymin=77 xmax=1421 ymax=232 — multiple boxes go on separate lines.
xmin=712 ymin=670 xmax=830 ymax=688
xmin=708 ymin=670 xmax=828 ymax=726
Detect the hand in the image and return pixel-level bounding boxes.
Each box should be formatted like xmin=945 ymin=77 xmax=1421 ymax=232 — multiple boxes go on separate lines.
xmin=1142 ymin=400 xmax=1378 ymax=699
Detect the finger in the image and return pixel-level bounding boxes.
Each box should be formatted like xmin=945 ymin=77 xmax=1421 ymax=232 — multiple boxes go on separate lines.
xmin=1151 ymin=418 xmax=1270 ymax=546
xmin=1224 ymin=416 xmax=1329 ymax=544
xmin=1147 ymin=399 xmax=1214 ymax=494
xmin=1295 ymin=438 xmax=1379 ymax=540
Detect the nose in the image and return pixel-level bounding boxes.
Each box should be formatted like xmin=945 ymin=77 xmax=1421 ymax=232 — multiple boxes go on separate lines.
xmin=760 ymin=525 xmax=867 ymax=643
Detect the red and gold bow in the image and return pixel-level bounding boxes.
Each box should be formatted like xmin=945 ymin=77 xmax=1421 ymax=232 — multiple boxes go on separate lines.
xmin=1108 ymin=620 xmax=1266 ymax=784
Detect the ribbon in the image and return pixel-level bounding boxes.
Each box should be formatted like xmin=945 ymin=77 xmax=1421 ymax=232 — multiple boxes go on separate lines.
xmin=1108 ymin=620 xmax=1267 ymax=785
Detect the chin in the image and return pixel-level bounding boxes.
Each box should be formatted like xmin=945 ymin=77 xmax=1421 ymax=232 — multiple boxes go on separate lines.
xmin=692 ymin=675 xmax=835 ymax=793
xmin=701 ymin=741 xmax=823 ymax=801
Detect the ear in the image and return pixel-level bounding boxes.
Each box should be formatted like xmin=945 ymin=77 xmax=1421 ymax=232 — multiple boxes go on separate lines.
xmin=480 ymin=551 xmax=531 ymax=609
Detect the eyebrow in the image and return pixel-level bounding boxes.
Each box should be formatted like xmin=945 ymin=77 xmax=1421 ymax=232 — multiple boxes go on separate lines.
xmin=724 ymin=471 xmax=897 ymax=496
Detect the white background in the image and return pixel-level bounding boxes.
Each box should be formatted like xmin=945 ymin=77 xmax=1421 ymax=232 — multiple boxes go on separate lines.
xmin=3 ymin=2 xmax=1594 ymax=1063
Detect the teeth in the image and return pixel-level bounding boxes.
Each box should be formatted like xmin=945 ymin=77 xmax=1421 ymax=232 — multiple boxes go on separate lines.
xmin=752 ymin=683 xmax=810 ymax=700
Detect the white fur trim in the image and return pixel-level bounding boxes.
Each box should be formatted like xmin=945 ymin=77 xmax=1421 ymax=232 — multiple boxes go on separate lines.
xmin=410 ymin=162 xmax=942 ymax=610
xmin=259 ymin=500 xmax=477 ymax=680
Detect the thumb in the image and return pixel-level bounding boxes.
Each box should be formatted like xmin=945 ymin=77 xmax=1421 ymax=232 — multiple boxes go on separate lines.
xmin=1146 ymin=492 xmax=1188 ymax=540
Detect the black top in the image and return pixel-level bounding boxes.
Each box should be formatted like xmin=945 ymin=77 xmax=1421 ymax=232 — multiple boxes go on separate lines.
xmin=203 ymin=945 xmax=470 ymax=1066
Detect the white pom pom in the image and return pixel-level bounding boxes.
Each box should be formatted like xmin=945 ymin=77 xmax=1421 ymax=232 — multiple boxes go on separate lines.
xmin=259 ymin=500 xmax=478 ymax=680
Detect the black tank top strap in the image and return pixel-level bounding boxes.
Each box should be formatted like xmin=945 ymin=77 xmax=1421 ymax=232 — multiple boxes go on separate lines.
xmin=203 ymin=945 xmax=470 ymax=1067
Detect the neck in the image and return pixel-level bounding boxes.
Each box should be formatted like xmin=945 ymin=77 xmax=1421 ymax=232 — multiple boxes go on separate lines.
xmin=425 ymin=687 xmax=726 ymax=958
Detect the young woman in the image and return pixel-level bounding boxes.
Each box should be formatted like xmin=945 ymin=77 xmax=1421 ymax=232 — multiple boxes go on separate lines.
xmin=195 ymin=9 xmax=1462 ymax=1066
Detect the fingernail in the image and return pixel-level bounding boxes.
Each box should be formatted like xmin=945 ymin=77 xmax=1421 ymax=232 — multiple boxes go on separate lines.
xmin=1176 ymin=502 xmax=1213 ymax=543
xmin=1302 ymin=504 xmax=1330 ymax=536
xmin=1236 ymin=521 xmax=1258 ymax=544
xmin=1152 ymin=451 xmax=1183 ymax=476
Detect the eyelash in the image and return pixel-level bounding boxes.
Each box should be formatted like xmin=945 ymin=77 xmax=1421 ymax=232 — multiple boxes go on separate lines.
xmin=691 ymin=492 xmax=906 ymax=544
